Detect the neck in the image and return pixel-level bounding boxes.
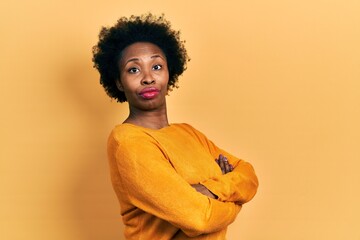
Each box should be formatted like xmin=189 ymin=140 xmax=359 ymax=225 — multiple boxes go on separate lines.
xmin=124 ymin=103 xmax=169 ymax=130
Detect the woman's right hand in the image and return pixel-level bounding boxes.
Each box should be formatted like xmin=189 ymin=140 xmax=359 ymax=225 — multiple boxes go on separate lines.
xmin=191 ymin=184 xmax=217 ymax=199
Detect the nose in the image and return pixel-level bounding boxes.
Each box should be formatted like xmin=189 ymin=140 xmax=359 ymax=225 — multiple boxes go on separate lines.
xmin=141 ymin=70 xmax=155 ymax=85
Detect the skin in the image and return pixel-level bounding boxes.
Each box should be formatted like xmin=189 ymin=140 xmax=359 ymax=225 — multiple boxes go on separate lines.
xmin=196 ymin=154 xmax=234 ymax=199
xmin=117 ymin=42 xmax=170 ymax=130
xmin=216 ymin=154 xmax=234 ymax=174
xmin=117 ymin=42 xmax=233 ymax=199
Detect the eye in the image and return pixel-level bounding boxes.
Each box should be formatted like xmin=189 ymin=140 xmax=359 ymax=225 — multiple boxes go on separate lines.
xmin=128 ymin=67 xmax=139 ymax=74
xmin=152 ymin=64 xmax=162 ymax=70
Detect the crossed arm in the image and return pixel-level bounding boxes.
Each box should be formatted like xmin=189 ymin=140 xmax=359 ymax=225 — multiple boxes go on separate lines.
xmin=111 ymin=138 xmax=243 ymax=237
xmin=186 ymin=124 xmax=259 ymax=204
xmin=109 ymin=126 xmax=258 ymax=237
xmin=191 ymin=154 xmax=233 ymax=199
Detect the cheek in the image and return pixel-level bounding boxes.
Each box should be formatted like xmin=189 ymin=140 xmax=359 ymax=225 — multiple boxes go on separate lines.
xmin=120 ymin=74 xmax=136 ymax=89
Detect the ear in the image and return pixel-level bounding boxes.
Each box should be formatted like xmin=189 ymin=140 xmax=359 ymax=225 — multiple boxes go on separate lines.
xmin=115 ymin=79 xmax=124 ymax=91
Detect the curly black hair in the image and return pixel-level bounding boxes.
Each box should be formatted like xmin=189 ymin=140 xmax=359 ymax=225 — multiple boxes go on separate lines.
xmin=92 ymin=13 xmax=190 ymax=103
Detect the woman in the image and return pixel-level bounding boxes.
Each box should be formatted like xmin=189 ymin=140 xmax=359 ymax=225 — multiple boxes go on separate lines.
xmin=92 ymin=14 xmax=258 ymax=240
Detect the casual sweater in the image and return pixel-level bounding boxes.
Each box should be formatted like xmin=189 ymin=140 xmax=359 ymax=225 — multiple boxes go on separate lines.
xmin=107 ymin=123 xmax=258 ymax=240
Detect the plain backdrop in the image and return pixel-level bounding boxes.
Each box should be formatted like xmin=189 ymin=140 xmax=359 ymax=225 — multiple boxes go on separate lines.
xmin=1 ymin=0 xmax=359 ymax=239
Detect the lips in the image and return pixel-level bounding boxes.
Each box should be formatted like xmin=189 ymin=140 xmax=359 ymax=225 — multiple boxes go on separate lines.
xmin=139 ymin=87 xmax=160 ymax=99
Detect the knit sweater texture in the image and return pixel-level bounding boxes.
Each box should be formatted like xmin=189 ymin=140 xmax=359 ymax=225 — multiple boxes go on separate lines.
xmin=107 ymin=123 xmax=258 ymax=240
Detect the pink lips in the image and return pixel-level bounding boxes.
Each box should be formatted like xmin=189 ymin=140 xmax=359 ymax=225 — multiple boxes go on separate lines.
xmin=139 ymin=87 xmax=160 ymax=99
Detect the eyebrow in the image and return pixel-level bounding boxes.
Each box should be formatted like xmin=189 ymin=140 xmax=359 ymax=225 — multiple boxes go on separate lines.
xmin=124 ymin=54 xmax=165 ymax=65
xmin=151 ymin=54 xmax=164 ymax=60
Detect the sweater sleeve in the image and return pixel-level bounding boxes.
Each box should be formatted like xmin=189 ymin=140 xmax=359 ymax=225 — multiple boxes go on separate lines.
xmin=185 ymin=124 xmax=259 ymax=204
xmin=108 ymin=132 xmax=241 ymax=237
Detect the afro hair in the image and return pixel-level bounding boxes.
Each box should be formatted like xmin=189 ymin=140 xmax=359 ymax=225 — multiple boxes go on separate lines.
xmin=92 ymin=13 xmax=190 ymax=102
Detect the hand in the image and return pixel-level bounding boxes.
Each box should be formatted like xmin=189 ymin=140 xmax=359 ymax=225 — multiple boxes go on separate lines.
xmin=191 ymin=184 xmax=217 ymax=199
xmin=216 ymin=154 xmax=233 ymax=174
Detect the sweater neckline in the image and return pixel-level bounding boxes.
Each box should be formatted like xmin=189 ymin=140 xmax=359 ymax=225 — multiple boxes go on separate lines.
xmin=121 ymin=122 xmax=176 ymax=132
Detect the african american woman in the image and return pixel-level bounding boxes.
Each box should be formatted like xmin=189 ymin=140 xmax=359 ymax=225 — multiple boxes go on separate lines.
xmin=92 ymin=13 xmax=258 ymax=240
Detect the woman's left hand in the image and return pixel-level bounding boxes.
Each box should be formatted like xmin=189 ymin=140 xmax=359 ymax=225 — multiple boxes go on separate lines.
xmin=215 ymin=154 xmax=233 ymax=174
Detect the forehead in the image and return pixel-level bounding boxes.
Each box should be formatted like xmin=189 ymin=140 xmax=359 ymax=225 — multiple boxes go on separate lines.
xmin=120 ymin=42 xmax=165 ymax=62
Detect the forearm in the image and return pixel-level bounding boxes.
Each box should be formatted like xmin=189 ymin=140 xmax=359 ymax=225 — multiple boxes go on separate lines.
xmin=125 ymin=174 xmax=241 ymax=237
xmin=201 ymin=159 xmax=258 ymax=203
xmin=185 ymin=124 xmax=259 ymax=203
xmin=111 ymin=138 xmax=242 ymax=237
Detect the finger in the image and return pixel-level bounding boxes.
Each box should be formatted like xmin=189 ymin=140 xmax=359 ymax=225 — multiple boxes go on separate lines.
xmin=219 ymin=157 xmax=226 ymax=174
xmin=216 ymin=154 xmax=222 ymax=167
xmin=229 ymin=164 xmax=234 ymax=171
xmin=218 ymin=154 xmax=227 ymax=174
xmin=223 ymin=157 xmax=231 ymax=173
xmin=219 ymin=154 xmax=230 ymax=173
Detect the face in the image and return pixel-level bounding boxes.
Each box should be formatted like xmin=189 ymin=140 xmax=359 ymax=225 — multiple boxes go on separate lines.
xmin=117 ymin=42 xmax=169 ymax=111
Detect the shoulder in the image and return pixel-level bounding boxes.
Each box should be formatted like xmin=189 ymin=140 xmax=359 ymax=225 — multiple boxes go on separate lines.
xmin=110 ymin=123 xmax=143 ymax=138
xmin=108 ymin=123 xmax=153 ymax=147
xmin=107 ymin=124 xmax=168 ymax=161
xmin=172 ymin=123 xmax=209 ymax=141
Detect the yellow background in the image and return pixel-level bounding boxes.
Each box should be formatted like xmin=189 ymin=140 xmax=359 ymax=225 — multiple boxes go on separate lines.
xmin=1 ymin=0 xmax=359 ymax=239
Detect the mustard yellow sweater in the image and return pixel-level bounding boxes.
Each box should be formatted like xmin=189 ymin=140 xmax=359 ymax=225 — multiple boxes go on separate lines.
xmin=107 ymin=123 xmax=258 ymax=240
